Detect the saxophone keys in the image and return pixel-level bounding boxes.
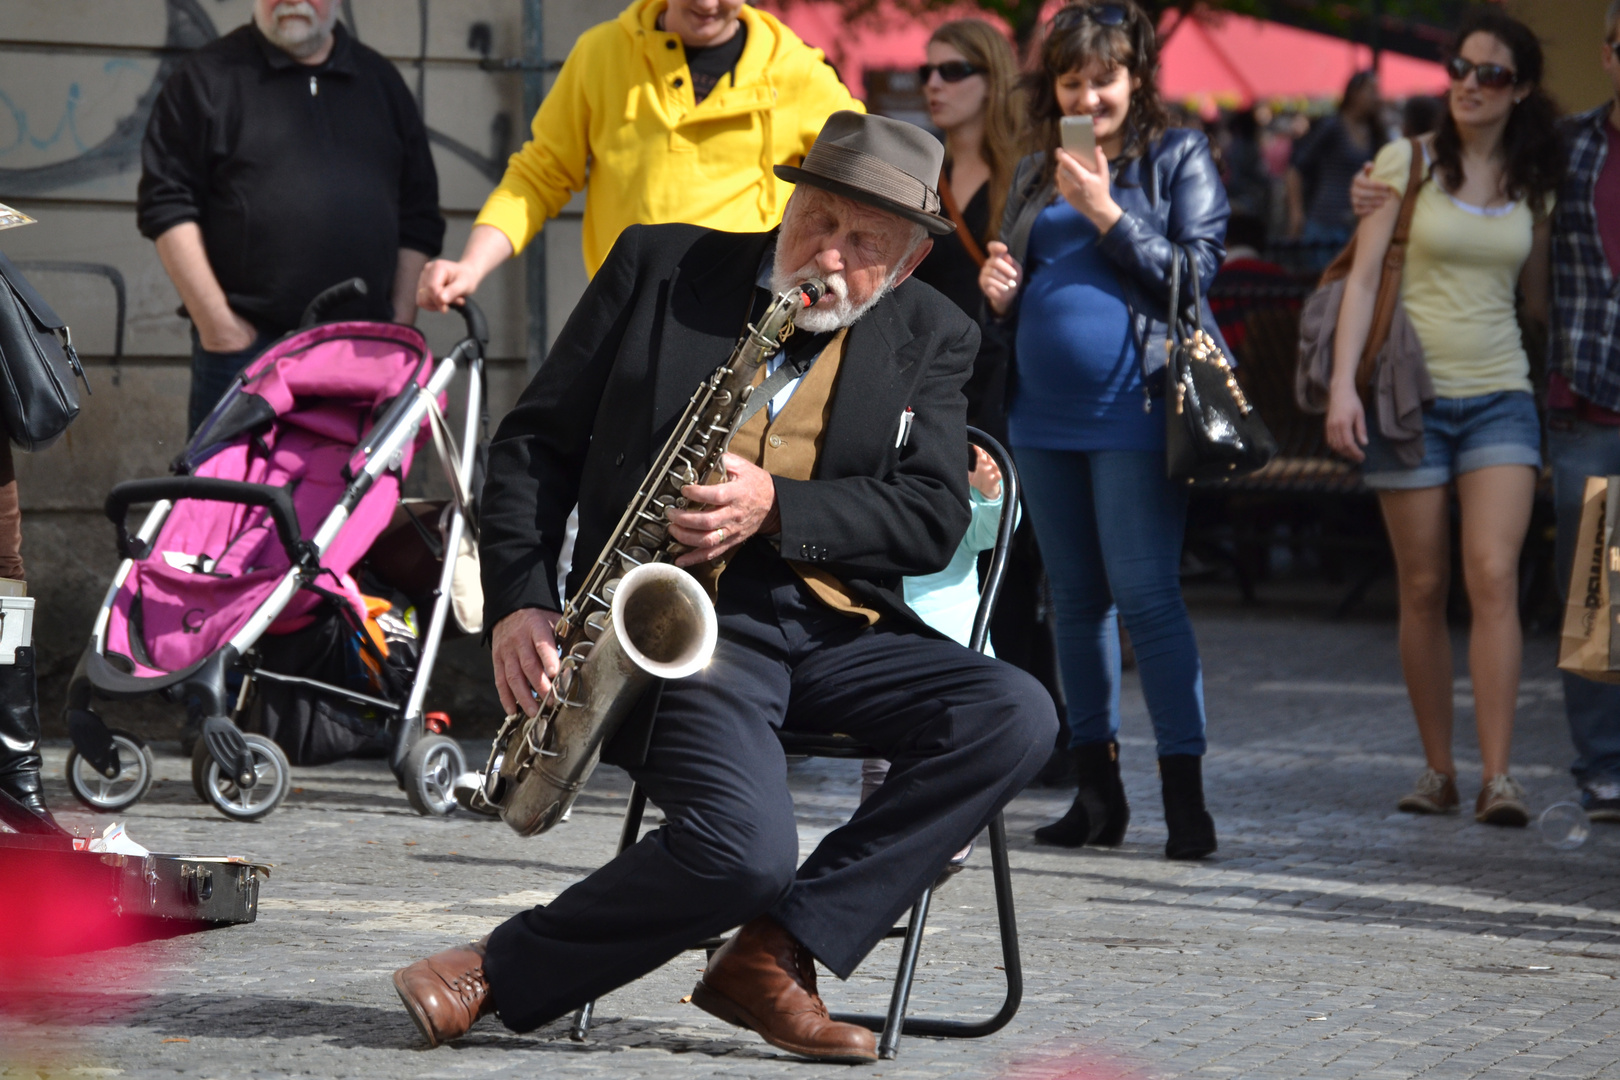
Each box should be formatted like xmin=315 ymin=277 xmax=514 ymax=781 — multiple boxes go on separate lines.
xmin=584 ymin=611 xmax=610 ymax=640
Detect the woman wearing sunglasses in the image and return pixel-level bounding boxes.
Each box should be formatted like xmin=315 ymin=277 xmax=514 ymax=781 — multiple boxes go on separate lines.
xmin=1326 ymin=9 xmax=1561 ymax=827
xmin=914 ymin=19 xmax=1023 ymax=439
xmin=978 ymin=0 xmax=1227 ymax=860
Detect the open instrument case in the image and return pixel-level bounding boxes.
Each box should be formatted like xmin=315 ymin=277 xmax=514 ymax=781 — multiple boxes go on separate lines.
xmin=0 ymin=790 xmax=268 ymax=939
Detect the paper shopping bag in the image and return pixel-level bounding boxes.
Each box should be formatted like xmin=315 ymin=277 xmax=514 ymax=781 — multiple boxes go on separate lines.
xmin=1558 ymin=475 xmax=1620 ymax=683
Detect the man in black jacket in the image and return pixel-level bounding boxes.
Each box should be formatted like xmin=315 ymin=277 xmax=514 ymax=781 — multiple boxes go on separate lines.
xmin=392 ymin=113 xmax=1054 ymax=1063
xmin=137 ymin=0 xmax=443 ymax=435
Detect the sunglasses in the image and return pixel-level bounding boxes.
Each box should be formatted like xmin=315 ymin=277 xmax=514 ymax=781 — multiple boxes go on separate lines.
xmin=1051 ymin=3 xmax=1130 ymax=30
xmin=1445 ymin=55 xmax=1517 ymax=89
xmin=918 ymin=61 xmax=985 ymax=83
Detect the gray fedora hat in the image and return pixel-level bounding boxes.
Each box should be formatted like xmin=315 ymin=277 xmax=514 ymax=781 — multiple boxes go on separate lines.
xmin=775 ymin=111 xmax=955 ymax=236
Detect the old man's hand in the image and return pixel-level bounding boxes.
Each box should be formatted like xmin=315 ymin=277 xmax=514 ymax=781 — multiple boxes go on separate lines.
xmin=666 ymin=453 xmax=780 ymax=567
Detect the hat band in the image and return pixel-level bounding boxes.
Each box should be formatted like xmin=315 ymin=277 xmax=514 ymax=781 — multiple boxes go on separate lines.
xmin=800 ymin=142 xmax=942 ymax=217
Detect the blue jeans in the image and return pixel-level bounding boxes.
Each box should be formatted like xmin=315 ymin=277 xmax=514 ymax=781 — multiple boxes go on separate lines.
xmin=1549 ymin=416 xmax=1620 ymax=788
xmin=1014 ymin=447 xmax=1207 ymax=757
xmin=189 ymin=326 xmax=273 ymax=437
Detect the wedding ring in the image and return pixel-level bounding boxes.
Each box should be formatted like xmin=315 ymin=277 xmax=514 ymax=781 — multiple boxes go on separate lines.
xmin=714 ymin=528 xmax=727 ymax=543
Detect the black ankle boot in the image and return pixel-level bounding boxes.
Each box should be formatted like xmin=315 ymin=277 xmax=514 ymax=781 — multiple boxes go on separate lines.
xmin=1031 ymin=736 xmax=1079 ymax=789
xmin=0 ymin=646 xmax=56 ymax=827
xmin=1034 ymin=740 xmax=1129 ymax=847
xmin=1159 ymin=755 xmax=1216 ymax=860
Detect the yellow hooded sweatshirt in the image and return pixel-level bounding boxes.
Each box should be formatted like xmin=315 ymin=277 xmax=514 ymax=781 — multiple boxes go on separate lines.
xmin=474 ymin=0 xmax=862 ymax=277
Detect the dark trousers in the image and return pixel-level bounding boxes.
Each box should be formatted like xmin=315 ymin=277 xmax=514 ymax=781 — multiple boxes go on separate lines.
xmin=188 ymin=326 xmax=273 ymax=437
xmin=483 ymin=545 xmax=1056 ymax=1033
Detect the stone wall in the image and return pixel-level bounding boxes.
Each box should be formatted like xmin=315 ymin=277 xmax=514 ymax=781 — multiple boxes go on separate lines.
xmin=0 ymin=0 xmax=619 ymax=733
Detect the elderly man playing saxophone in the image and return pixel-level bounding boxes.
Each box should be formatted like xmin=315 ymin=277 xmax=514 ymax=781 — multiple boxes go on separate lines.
xmin=392 ymin=112 xmax=1056 ymax=1064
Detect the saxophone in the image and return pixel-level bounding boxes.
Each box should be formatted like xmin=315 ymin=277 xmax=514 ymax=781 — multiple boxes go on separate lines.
xmin=472 ymin=277 xmax=829 ymax=835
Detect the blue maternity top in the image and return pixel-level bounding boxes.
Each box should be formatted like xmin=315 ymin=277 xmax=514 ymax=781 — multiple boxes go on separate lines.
xmin=1010 ymin=199 xmax=1162 ymax=451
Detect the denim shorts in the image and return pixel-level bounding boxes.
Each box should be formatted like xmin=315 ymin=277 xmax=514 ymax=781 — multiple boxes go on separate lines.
xmin=1362 ymin=390 xmax=1541 ymax=490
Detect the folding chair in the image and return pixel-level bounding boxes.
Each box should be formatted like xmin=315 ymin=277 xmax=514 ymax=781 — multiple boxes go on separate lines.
xmin=571 ymin=427 xmax=1025 ymax=1060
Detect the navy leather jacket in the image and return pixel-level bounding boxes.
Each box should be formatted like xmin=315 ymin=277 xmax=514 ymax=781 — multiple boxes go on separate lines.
xmin=996 ymin=126 xmax=1231 ymax=385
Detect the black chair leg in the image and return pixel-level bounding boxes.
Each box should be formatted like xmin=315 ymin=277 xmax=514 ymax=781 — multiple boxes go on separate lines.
xmin=830 ymin=811 xmax=1023 ymax=1042
xmin=570 ymin=782 xmax=649 ymax=1042
xmin=878 ymin=886 xmax=932 ymax=1058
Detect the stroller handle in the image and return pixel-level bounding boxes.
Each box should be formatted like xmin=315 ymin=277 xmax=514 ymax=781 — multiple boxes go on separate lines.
xmin=106 ymin=478 xmax=311 ymax=568
xmin=299 ymin=278 xmax=369 ymax=329
xmin=453 ymin=297 xmax=489 ymax=350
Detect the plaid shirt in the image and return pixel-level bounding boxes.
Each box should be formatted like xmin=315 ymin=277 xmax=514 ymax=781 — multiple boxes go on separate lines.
xmin=1552 ymin=104 xmax=1620 ymax=412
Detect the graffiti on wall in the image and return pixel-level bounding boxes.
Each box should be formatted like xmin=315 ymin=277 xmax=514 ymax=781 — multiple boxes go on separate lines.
xmin=0 ymin=0 xmax=517 ymax=196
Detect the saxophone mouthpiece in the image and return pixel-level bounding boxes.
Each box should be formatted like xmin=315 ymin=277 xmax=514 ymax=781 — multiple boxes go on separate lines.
xmin=798 ymin=278 xmax=827 ymax=308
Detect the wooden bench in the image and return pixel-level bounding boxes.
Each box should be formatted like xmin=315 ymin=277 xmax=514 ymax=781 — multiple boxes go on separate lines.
xmin=1192 ymin=278 xmax=1390 ymax=613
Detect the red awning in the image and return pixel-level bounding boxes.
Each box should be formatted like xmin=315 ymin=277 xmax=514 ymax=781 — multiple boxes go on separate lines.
xmin=764 ymin=2 xmax=1450 ymax=110
xmin=1159 ymin=11 xmax=1449 ymax=110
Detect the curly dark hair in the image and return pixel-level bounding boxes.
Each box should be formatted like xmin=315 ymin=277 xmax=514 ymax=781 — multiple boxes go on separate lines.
xmin=1430 ymin=8 xmax=1564 ymax=215
xmin=1024 ymin=0 xmax=1168 ymax=190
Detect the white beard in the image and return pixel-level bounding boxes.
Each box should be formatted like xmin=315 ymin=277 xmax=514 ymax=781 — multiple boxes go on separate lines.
xmin=258 ymin=1 xmax=336 ymax=58
xmin=769 ymin=256 xmax=904 ymax=334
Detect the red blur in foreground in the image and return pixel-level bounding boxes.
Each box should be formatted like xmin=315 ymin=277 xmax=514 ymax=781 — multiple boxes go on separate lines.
xmin=1003 ymin=1047 xmax=1155 ymax=1080
xmin=0 ymin=846 xmax=200 ymax=975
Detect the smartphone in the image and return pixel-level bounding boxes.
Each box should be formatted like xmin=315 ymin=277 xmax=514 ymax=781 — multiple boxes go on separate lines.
xmin=1060 ymin=114 xmax=1096 ymax=163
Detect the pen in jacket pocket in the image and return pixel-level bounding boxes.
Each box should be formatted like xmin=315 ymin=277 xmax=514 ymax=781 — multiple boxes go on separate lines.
xmin=895 ymin=407 xmax=914 ymax=448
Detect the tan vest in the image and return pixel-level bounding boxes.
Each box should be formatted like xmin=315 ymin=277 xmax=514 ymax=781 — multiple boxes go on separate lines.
xmin=722 ymin=329 xmax=880 ymax=624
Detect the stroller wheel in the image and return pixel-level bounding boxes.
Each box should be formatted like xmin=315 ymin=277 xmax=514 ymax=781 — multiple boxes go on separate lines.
xmin=404 ymin=735 xmax=466 ymax=817
xmin=64 ymin=730 xmax=155 ymax=812
xmin=198 ymin=733 xmax=290 ymax=822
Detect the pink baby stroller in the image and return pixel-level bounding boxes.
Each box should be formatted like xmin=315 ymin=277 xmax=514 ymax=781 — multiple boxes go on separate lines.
xmin=64 ymin=281 xmax=487 ymax=821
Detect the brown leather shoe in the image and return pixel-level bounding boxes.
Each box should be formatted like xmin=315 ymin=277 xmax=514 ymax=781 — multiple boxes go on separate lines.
xmin=392 ymin=938 xmax=495 ymax=1047
xmin=691 ymin=916 xmax=877 ymax=1064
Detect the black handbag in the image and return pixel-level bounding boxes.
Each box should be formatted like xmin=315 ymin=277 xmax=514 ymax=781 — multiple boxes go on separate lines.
xmin=1163 ymin=246 xmax=1276 ymax=483
xmin=0 ymin=251 xmax=89 ymax=452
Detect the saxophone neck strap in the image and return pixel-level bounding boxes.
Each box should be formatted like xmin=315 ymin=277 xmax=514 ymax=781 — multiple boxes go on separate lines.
xmin=735 ymin=330 xmax=834 ymax=428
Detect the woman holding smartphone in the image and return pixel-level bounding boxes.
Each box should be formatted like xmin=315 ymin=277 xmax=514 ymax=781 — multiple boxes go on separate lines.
xmin=1327 ymin=9 xmax=1558 ymax=826
xmin=979 ymin=0 xmax=1228 ymax=859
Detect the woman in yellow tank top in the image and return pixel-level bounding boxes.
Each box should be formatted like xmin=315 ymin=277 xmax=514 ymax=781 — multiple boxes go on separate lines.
xmin=1326 ymin=9 xmax=1563 ymax=828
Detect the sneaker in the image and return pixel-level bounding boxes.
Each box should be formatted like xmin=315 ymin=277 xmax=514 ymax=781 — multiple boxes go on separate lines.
xmin=1475 ymin=775 xmax=1530 ymax=827
xmin=1580 ymin=782 xmax=1620 ymax=823
xmin=1397 ymin=768 xmax=1459 ymax=814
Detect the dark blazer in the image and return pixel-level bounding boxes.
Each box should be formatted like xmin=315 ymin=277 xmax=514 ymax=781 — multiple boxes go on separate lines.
xmin=480 ymin=222 xmax=981 ymax=646
xmin=996 ymin=126 xmax=1231 ymax=382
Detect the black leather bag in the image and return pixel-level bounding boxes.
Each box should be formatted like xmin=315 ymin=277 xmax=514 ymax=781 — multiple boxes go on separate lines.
xmin=1164 ymin=247 xmax=1276 ymax=483
xmin=0 ymin=251 xmax=89 ymax=452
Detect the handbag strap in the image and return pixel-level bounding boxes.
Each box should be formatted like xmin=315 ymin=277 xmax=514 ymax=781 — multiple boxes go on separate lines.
xmin=417 ymin=387 xmax=478 ymax=538
xmin=938 ymin=168 xmax=987 ymax=268
xmin=1166 ymin=245 xmax=1207 ymax=347
xmin=1355 ymin=136 xmax=1427 ymax=396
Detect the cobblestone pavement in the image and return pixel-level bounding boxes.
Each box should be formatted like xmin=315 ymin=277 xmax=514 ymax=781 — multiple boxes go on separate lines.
xmin=4 ymin=607 xmax=1619 ymax=1079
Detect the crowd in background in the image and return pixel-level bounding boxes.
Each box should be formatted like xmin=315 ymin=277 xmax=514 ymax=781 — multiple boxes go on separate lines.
xmin=29 ymin=0 xmax=1603 ymax=854
xmin=853 ymin=0 xmax=1620 ymax=837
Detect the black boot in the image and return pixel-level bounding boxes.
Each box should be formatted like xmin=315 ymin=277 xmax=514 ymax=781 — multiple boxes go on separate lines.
xmin=1034 ymin=740 xmax=1129 ymax=847
xmin=0 ymin=646 xmax=56 ymax=827
xmin=1031 ymin=734 xmax=1078 ymax=789
xmin=1159 ymin=755 xmax=1216 ymax=860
